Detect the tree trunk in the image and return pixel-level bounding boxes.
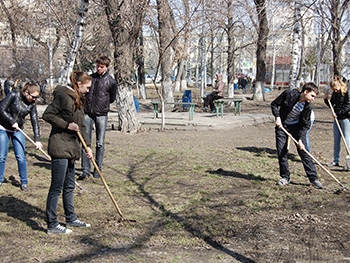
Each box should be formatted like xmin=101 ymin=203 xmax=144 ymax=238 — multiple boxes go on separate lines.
xmin=104 ymin=0 xmax=147 ymax=132
xmin=253 ymin=0 xmax=269 ymax=101
xmin=157 ymin=0 xmax=174 ymax=104
xmin=135 ymin=29 xmax=147 ymax=99
xmin=59 ymin=0 xmax=89 ymax=84
xmin=227 ymin=0 xmax=235 ymax=98
xmin=0 ymin=0 xmax=20 ymax=72
xmin=289 ymin=0 xmax=302 ymax=89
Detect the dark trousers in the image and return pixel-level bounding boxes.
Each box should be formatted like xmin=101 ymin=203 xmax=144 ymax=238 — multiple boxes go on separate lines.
xmin=204 ymin=93 xmax=223 ymax=111
xmin=275 ymin=124 xmax=318 ymax=182
xmin=46 ymin=158 xmax=78 ymax=229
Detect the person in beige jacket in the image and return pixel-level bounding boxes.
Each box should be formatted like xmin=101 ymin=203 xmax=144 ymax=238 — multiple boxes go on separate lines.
xmin=203 ymin=73 xmax=225 ymax=112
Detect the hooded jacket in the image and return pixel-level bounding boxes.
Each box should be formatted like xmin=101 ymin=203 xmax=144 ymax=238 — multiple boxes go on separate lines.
xmin=0 ymin=90 xmax=40 ymax=141
xmin=271 ymin=89 xmax=312 ymax=139
xmin=84 ymin=71 xmax=117 ymax=117
xmin=42 ymin=85 xmax=91 ymax=160
xmin=214 ymin=74 xmax=225 ymax=97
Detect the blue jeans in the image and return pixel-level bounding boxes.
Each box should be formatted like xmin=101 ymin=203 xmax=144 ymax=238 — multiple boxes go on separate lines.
xmin=46 ymin=158 xmax=77 ymax=229
xmin=332 ymin=118 xmax=350 ymax=163
xmin=81 ymin=115 xmax=107 ymax=176
xmin=0 ymin=129 xmax=27 ymax=185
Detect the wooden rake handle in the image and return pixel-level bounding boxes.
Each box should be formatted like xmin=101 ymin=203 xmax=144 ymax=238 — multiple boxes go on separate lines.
xmin=17 ymin=128 xmax=51 ymax=161
xmin=328 ymin=99 xmax=350 ymax=155
xmin=280 ymin=126 xmax=345 ymax=187
xmin=76 ymin=131 xmax=124 ymax=218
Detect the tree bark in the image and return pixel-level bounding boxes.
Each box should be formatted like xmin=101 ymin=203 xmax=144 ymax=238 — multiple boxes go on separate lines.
xmin=157 ymin=0 xmax=175 ymax=105
xmin=253 ymin=0 xmax=269 ymax=101
xmin=104 ymin=0 xmax=148 ymax=132
xmin=59 ymin=0 xmax=89 ymax=84
xmin=289 ymin=0 xmax=302 ymax=89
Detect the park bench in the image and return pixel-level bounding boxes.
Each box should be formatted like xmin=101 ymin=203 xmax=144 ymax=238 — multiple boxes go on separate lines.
xmin=214 ymin=98 xmax=243 ymax=117
xmin=151 ymin=101 xmax=197 ymax=121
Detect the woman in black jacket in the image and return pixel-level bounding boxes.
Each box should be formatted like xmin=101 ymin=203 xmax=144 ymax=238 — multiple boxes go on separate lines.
xmin=0 ymin=82 xmax=42 ymax=191
xmin=43 ymin=71 xmax=93 ymax=234
xmin=324 ymin=76 xmax=350 ymax=168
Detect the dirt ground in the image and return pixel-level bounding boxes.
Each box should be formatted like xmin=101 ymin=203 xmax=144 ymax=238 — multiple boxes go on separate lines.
xmin=1 ymin=89 xmax=350 ymax=263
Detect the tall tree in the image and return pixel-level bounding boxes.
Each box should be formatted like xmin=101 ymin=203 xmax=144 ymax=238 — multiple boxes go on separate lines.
xmin=103 ymin=0 xmax=148 ymax=132
xmin=0 ymin=0 xmax=20 ymax=73
xmin=329 ymin=0 xmax=350 ymax=76
xmin=156 ymin=0 xmax=175 ymax=104
xmin=59 ymin=0 xmax=90 ymax=83
xmin=253 ymin=0 xmax=269 ymax=101
xmin=289 ymin=0 xmax=302 ymax=89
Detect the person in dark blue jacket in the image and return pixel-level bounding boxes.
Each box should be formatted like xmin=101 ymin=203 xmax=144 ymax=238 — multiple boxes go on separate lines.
xmin=271 ymin=82 xmax=322 ymax=189
xmin=78 ymin=56 xmax=117 ymax=180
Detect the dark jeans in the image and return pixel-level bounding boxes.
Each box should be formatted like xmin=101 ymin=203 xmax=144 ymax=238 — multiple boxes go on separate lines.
xmin=46 ymin=158 xmax=77 ymax=229
xmin=204 ymin=92 xmax=223 ymax=111
xmin=81 ymin=114 xmax=107 ymax=176
xmin=275 ymin=124 xmax=318 ymax=182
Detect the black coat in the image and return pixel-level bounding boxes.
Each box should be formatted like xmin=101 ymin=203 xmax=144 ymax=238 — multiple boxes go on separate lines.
xmin=42 ymin=85 xmax=90 ymax=160
xmin=324 ymin=90 xmax=350 ymax=120
xmin=84 ymin=72 xmax=117 ymax=117
xmin=0 ymin=90 xmax=40 ymax=141
xmin=271 ymin=89 xmax=312 ymax=139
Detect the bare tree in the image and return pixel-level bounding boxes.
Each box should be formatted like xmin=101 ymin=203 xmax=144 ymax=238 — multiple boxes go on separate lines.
xmin=253 ymin=0 xmax=269 ymax=101
xmin=289 ymin=0 xmax=302 ymax=89
xmin=59 ymin=0 xmax=90 ymax=83
xmin=103 ymin=0 xmax=148 ymax=132
xmin=329 ymin=0 xmax=350 ymax=76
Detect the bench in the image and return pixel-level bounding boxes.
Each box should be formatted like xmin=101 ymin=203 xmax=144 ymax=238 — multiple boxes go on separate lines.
xmin=214 ymin=98 xmax=243 ymax=117
xmin=151 ymin=101 xmax=197 ymax=121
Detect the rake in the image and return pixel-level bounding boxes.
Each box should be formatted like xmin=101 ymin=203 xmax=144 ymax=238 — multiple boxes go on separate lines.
xmin=280 ymin=126 xmax=347 ymax=193
xmin=328 ymin=99 xmax=350 ymax=170
xmin=17 ymin=128 xmax=83 ymax=190
xmin=77 ymin=131 xmax=135 ymax=223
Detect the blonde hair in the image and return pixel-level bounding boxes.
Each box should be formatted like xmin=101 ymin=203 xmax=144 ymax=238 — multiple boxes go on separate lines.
xmin=330 ymin=75 xmax=347 ymax=96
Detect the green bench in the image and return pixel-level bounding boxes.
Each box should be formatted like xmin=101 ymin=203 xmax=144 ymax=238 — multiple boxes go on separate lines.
xmin=214 ymin=98 xmax=243 ymax=117
xmin=151 ymin=101 xmax=197 ymax=121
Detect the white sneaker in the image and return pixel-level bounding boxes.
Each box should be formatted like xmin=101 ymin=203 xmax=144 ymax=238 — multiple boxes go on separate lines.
xmin=277 ymin=178 xmax=289 ymax=186
xmin=48 ymin=224 xmax=73 ymax=234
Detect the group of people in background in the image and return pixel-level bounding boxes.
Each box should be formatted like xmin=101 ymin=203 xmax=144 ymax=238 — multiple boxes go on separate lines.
xmin=0 ymin=55 xmax=117 ymax=234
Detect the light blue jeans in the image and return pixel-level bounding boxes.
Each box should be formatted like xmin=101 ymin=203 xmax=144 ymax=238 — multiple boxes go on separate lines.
xmin=81 ymin=115 xmax=107 ymax=176
xmin=333 ymin=118 xmax=350 ymax=163
xmin=0 ymin=129 xmax=27 ymax=185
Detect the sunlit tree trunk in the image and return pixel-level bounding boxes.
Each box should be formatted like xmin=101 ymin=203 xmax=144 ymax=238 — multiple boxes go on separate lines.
xmin=227 ymin=0 xmax=235 ymax=98
xmin=157 ymin=0 xmax=174 ymax=105
xmin=253 ymin=0 xmax=269 ymax=101
xmin=289 ymin=0 xmax=302 ymax=89
xmin=59 ymin=0 xmax=89 ymax=83
xmin=135 ymin=29 xmax=147 ymax=100
xmin=104 ymin=0 xmax=148 ymax=132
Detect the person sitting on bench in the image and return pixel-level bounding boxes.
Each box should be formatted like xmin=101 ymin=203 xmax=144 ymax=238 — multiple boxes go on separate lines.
xmin=203 ymin=73 xmax=224 ymax=112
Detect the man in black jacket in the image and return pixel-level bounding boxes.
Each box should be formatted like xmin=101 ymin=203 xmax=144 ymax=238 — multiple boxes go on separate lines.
xmin=78 ymin=56 xmax=117 ymax=180
xmin=271 ymin=82 xmax=323 ymax=189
